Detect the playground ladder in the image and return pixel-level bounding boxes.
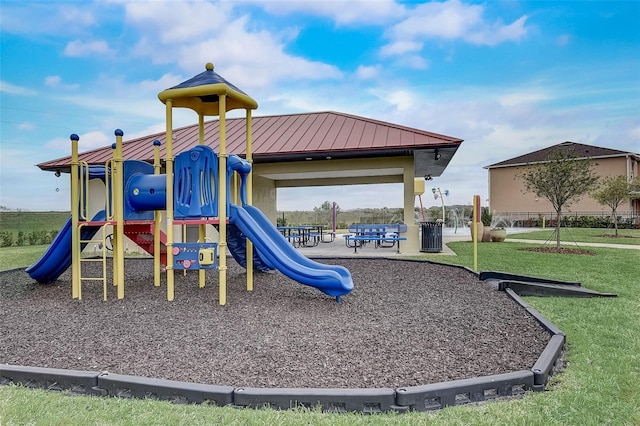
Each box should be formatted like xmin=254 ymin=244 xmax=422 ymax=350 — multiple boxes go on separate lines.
xmin=78 ymin=223 xmax=109 ymax=301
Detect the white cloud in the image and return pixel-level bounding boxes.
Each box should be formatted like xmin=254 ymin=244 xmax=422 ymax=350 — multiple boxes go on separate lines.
xmin=252 ymin=0 xmax=406 ymax=26
xmin=63 ymin=39 xmax=112 ymax=57
xmin=354 ymin=65 xmax=380 ymax=80
xmin=18 ymin=122 xmax=36 ymax=131
xmin=498 ymin=90 xmax=551 ymax=107
xmin=386 ymin=90 xmax=416 ymax=112
xmin=123 ymin=1 xmax=232 ymax=43
xmin=120 ymin=4 xmax=342 ymax=91
xmin=385 ymin=0 xmax=529 ymax=53
xmin=44 ymin=75 xmax=79 ymax=90
xmin=0 ymin=3 xmax=95 ymax=35
xmin=379 ymin=40 xmax=423 ymax=57
xmin=465 ymin=16 xmax=528 ymax=46
xmin=44 ymin=131 xmax=111 ymax=154
xmin=45 ymin=76 xmax=62 ymax=87
xmin=0 ymin=80 xmax=38 ymax=96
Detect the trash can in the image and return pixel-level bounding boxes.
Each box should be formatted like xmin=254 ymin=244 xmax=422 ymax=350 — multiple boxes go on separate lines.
xmin=420 ymin=221 xmax=443 ymax=253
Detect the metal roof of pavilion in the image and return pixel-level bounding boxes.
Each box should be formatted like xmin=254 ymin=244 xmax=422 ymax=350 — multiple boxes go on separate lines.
xmin=37 ymin=111 xmax=463 ymax=177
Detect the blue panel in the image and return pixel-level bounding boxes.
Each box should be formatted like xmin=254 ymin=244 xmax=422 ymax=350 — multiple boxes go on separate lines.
xmin=123 ymin=160 xmax=155 ymax=220
xmin=126 ymin=174 xmax=166 ymax=212
xmin=174 ymin=146 xmax=218 ymax=219
xmin=172 ymin=242 xmax=218 ymax=270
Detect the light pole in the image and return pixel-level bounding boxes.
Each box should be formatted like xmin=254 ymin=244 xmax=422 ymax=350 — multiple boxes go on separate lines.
xmin=432 ymin=187 xmax=449 ymax=223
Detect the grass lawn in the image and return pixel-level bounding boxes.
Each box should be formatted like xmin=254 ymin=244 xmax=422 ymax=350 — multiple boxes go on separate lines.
xmin=0 ymin=211 xmax=69 ymax=234
xmin=1 ymin=239 xmax=639 ymax=424
xmin=0 ymin=245 xmax=50 ymax=270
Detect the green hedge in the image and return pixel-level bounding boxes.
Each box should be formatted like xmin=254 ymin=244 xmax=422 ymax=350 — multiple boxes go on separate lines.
xmin=0 ymin=230 xmax=59 ymax=247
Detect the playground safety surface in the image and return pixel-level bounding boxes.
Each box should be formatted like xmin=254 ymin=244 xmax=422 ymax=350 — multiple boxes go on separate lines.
xmin=0 ymin=257 xmax=549 ymax=391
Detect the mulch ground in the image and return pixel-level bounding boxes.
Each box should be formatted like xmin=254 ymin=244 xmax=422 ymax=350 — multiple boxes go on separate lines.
xmin=0 ymin=258 xmax=549 ymax=389
xmin=519 ymin=247 xmax=596 ymax=255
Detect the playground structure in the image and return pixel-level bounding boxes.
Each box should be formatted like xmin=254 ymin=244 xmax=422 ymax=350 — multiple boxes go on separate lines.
xmin=26 ymin=63 xmax=353 ymax=305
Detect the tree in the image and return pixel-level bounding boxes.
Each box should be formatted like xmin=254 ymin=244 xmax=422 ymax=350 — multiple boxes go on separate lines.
xmin=592 ymin=175 xmax=640 ymax=237
xmin=519 ymin=150 xmax=599 ymax=248
xmin=313 ymin=201 xmax=340 ymax=226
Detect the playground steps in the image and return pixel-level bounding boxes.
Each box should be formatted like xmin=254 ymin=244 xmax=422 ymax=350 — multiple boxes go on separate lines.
xmin=123 ymin=223 xmax=167 ymax=265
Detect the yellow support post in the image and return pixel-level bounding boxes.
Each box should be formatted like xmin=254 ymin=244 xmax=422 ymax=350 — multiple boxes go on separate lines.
xmin=198 ymin=113 xmax=206 ymax=289
xmin=165 ymin=100 xmax=175 ymax=301
xmin=153 ymin=140 xmax=162 ymax=287
xmin=70 ymin=134 xmax=80 ymax=299
xmin=245 ymin=108 xmax=254 ymax=291
xmin=218 ymin=94 xmax=227 ymax=306
xmin=473 ymin=195 xmax=480 ymax=272
xmin=113 ymin=129 xmax=125 ymax=299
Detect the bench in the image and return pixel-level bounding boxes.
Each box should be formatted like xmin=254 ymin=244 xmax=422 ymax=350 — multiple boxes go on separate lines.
xmin=321 ymin=231 xmax=336 ymax=243
xmin=344 ymin=223 xmax=408 ymax=253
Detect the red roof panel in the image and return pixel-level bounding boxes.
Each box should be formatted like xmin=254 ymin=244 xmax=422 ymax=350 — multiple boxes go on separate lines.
xmin=37 ymin=111 xmax=463 ymax=170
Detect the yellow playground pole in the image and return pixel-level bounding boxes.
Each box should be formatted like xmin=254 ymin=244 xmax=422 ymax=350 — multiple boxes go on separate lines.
xmin=198 ymin=113 xmax=206 ymax=289
xmin=245 ymin=108 xmax=254 ymax=291
xmin=153 ymin=140 xmax=162 ymax=287
xmin=165 ymin=100 xmax=175 ymax=301
xmin=113 ymin=130 xmax=125 ymax=299
xmin=217 ymin=94 xmax=228 ymax=306
xmin=70 ymin=134 xmax=80 ymax=299
xmin=473 ymin=195 xmax=480 ymax=272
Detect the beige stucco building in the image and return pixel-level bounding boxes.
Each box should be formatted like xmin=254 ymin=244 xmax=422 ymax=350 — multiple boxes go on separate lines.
xmin=485 ymin=142 xmax=640 ymax=222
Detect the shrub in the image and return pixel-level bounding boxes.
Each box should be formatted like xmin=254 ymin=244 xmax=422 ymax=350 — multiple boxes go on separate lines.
xmin=0 ymin=231 xmax=14 ymax=247
xmin=28 ymin=231 xmax=40 ymax=245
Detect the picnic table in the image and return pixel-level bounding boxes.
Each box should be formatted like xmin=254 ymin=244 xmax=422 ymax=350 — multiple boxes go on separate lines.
xmin=344 ymin=223 xmax=408 ymax=253
xmin=277 ymin=225 xmax=324 ymax=247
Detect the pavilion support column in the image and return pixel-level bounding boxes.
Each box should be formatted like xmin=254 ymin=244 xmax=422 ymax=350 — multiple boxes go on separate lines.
xmin=403 ymin=165 xmax=420 ymax=253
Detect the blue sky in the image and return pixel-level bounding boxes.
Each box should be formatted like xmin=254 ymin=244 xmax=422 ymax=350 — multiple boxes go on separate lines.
xmin=1 ymin=0 xmax=639 ymax=213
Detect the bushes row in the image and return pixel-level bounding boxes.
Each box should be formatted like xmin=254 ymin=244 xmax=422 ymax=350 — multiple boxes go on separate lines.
xmin=514 ymin=215 xmax=637 ymax=229
xmin=0 ymin=230 xmax=59 ymax=247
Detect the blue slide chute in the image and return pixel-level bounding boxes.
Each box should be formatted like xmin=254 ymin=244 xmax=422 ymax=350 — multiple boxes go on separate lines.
xmin=229 ymin=204 xmax=353 ymax=299
xmin=226 ymin=223 xmax=274 ymax=271
xmin=25 ymin=210 xmax=107 ymax=284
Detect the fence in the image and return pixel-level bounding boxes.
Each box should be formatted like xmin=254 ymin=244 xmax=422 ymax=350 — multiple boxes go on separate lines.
xmin=489 ymin=211 xmax=639 ymax=229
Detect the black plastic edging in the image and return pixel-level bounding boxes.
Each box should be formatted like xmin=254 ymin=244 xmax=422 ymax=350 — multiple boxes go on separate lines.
xmin=479 ymin=271 xmax=581 ymax=287
xmin=531 ymin=334 xmax=566 ymax=390
xmin=232 ymin=386 xmax=403 ymax=413
xmin=395 ymin=370 xmax=534 ymax=411
xmin=0 ymin=364 xmax=100 ymax=395
xmin=96 ymin=372 xmax=235 ymax=405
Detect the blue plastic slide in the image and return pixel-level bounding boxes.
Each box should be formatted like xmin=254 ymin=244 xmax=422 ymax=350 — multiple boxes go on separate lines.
xmin=26 ymin=210 xmax=107 ymax=284
xmin=226 ymin=223 xmax=274 ymax=271
xmin=229 ymin=204 xmax=353 ymax=299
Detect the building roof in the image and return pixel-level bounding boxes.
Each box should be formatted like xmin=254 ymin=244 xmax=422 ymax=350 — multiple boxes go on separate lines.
xmin=37 ymin=111 xmax=463 ymax=177
xmin=485 ymin=141 xmax=639 ymax=169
